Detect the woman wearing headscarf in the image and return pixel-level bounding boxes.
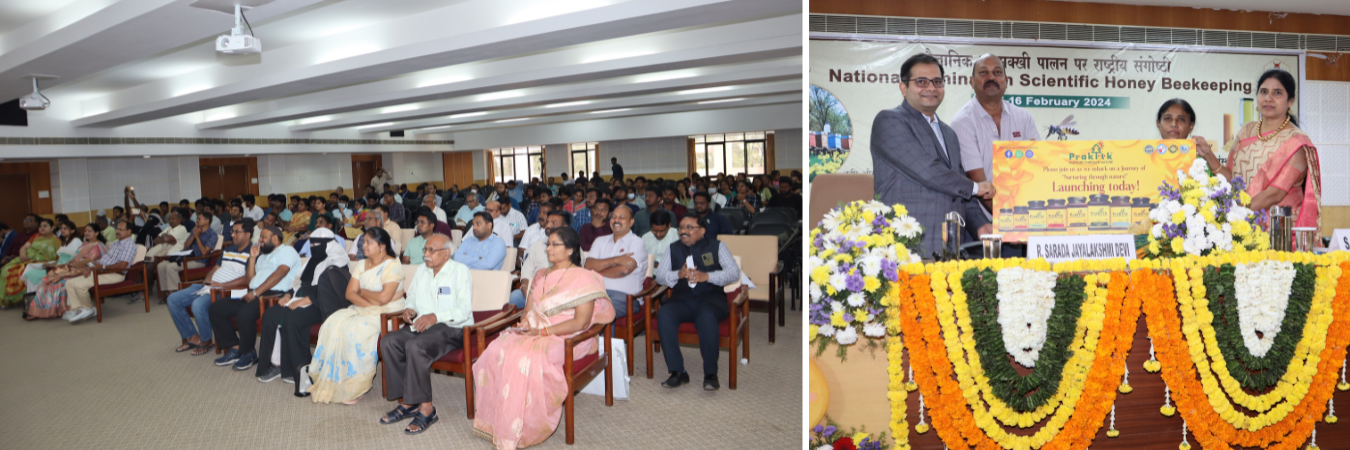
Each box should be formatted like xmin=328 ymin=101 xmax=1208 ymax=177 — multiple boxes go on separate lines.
xmin=255 ymin=227 xmax=353 ymax=387
xmin=304 ymin=227 xmax=404 ymax=404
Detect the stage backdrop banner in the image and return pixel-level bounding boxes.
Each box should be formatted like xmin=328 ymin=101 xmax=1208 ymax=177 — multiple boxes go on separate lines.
xmin=992 ymin=139 xmax=1193 ymax=242
xmin=808 ymin=36 xmax=1300 ymax=178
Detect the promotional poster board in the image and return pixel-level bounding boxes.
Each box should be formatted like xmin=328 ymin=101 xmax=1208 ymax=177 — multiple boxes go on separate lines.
xmin=992 ymin=139 xmax=1194 ymax=242
xmin=807 ymin=35 xmax=1301 ymax=179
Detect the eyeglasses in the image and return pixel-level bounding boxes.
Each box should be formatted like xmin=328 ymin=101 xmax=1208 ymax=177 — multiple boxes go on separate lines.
xmin=677 ymin=225 xmax=701 ymax=231
xmin=422 ymin=247 xmax=449 ymax=254
xmin=905 ymin=77 xmax=945 ymax=88
xmin=545 ymin=242 xmax=566 ymax=248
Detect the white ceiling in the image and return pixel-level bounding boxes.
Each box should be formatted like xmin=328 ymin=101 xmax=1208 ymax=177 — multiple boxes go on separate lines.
xmin=0 ymin=0 xmax=801 ymax=149
xmin=1050 ymin=0 xmax=1350 ymax=17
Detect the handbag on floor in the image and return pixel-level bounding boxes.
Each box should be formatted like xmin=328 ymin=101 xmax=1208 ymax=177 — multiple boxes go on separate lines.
xmin=580 ymin=337 xmax=630 ymax=400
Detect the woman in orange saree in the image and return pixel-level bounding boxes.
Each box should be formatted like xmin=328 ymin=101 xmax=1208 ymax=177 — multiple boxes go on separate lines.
xmin=471 ymin=226 xmax=614 ymax=449
xmin=1198 ymin=69 xmax=1321 ymax=232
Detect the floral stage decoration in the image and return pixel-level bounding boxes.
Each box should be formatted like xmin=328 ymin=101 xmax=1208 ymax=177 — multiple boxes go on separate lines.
xmin=809 ymin=199 xmax=922 ymax=358
xmin=882 ymin=251 xmax=1350 ymax=450
xmin=1145 ymin=158 xmax=1268 ymax=258
xmin=811 ymin=419 xmax=891 ymax=450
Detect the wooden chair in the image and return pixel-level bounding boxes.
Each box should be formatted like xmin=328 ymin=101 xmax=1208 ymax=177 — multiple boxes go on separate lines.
xmin=491 ymin=300 xmax=614 ymax=444
xmin=378 ymin=269 xmax=518 ymax=419
xmin=91 ymin=244 xmax=150 ymax=323
xmin=645 ymin=269 xmax=750 ymax=389
xmin=614 ymin=257 xmax=662 ymax=376
xmin=718 ymin=235 xmax=783 ymax=343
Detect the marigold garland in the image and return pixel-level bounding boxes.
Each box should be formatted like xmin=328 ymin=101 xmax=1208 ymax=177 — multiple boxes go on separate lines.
xmin=1141 ymin=254 xmax=1350 ymax=450
xmin=883 ymin=252 xmax=1350 ymax=450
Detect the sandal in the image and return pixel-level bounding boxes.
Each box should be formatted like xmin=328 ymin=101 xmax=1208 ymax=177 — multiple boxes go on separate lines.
xmin=380 ymin=404 xmax=419 ymax=425
xmin=175 ymin=343 xmax=195 ymax=352
xmin=190 ymin=342 xmax=214 ymax=356
xmin=404 ymin=408 xmax=438 ymax=435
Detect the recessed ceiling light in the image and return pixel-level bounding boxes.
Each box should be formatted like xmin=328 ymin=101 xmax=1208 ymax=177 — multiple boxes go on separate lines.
xmin=143 ymin=155 xmax=151 ymax=159
xmin=357 ymin=122 xmax=393 ymax=129
xmin=545 ymin=101 xmax=591 ymax=108
xmin=495 ymin=118 xmax=529 ymax=123
xmin=299 ymin=117 xmax=331 ymax=125
xmin=450 ymin=112 xmax=487 ymax=119
xmin=581 ymin=52 xmax=654 ymax=64
xmin=679 ymin=86 xmax=733 ymax=95
xmin=478 ymin=92 xmax=523 ymax=101
xmin=634 ymin=73 xmax=696 ymax=84
xmin=316 ymin=44 xmax=380 ymax=64
xmin=697 ymin=98 xmax=745 ymax=104
xmin=173 ymin=85 xmax=211 ymax=97
xmin=382 ymin=105 xmax=418 ymax=114
xmin=590 ymin=108 xmax=631 ymax=114
xmin=421 ymin=126 xmax=451 ymax=130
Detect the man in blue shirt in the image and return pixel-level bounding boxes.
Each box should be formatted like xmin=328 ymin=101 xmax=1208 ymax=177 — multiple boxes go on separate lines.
xmin=570 ymin=188 xmax=597 ymax=231
xmin=209 ymin=225 xmax=301 ymax=371
xmin=453 ymin=212 xmax=506 ymax=271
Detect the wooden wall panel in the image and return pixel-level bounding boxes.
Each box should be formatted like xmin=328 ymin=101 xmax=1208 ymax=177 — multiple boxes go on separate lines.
xmin=0 ymin=162 xmax=52 ymax=215
xmin=199 ymin=156 xmax=259 ymax=195
xmin=1307 ymin=53 xmax=1350 ymax=82
xmin=442 ymin=152 xmax=476 ymax=189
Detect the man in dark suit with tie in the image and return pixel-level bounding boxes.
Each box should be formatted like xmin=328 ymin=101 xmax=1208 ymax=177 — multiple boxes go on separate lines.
xmin=871 ymin=53 xmax=995 ymax=257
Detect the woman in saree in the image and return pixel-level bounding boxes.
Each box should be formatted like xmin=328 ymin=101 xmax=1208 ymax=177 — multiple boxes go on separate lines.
xmin=472 ymin=226 xmax=616 ymax=449
xmin=305 ymin=226 xmax=404 ymax=405
xmin=1 ymin=218 xmax=59 ymax=307
xmin=27 ymin=223 xmax=106 ymax=319
xmin=1197 ymin=69 xmax=1321 ymax=232
xmin=22 ymin=221 xmax=82 ymax=295
xmin=283 ymin=197 xmax=312 ymax=244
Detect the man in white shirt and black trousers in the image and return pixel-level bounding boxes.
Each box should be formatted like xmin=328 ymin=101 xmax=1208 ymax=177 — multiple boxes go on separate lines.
xmin=654 ymin=213 xmax=740 ymax=391
xmin=378 ymin=233 xmax=473 ymax=435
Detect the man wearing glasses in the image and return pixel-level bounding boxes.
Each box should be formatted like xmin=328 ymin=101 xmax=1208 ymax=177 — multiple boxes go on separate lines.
xmin=871 ymin=53 xmax=995 ymax=258
xmin=653 ymin=214 xmax=741 ymax=391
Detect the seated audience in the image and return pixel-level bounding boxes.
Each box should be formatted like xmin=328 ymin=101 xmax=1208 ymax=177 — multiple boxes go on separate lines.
xmin=378 ymin=232 xmax=472 ymax=434
xmin=472 ymin=226 xmax=615 ymax=448
xmin=305 ymin=227 xmax=404 ymax=404
xmin=29 ymin=223 xmax=106 ymax=320
xmin=578 ymin=198 xmax=613 ymax=251
xmin=349 ymin=211 xmax=398 ymax=260
xmin=209 ymin=225 xmax=300 ymax=371
xmin=692 ymin=192 xmax=733 ymax=240
xmin=453 ymin=212 xmax=506 ymax=271
xmin=383 ymin=191 xmax=405 ymax=225
xmin=643 ymin=210 xmax=677 ymax=268
xmin=509 ymin=210 xmax=569 ymax=309
xmin=243 ymin=194 xmax=265 ymax=221
xmin=0 ymin=218 xmax=58 ymax=307
xmin=570 ymin=188 xmax=596 ymax=230
xmin=166 ymin=219 xmax=253 ymax=356
xmin=283 ymin=197 xmax=312 ymax=244
xmin=765 ymin=176 xmax=802 ymax=211
xmin=485 ymin=201 xmax=516 ymax=248
xmin=256 ymin=227 xmax=351 ymax=388
xmin=584 ymin=205 xmax=648 ymax=318
xmin=517 ymin=201 xmax=554 ymax=252
xmin=454 ymin=192 xmax=483 ymax=226
xmin=424 ymin=192 xmax=448 ymax=224
xmin=21 ymin=220 xmax=80 ymax=300
xmin=300 ymin=214 xmax=345 ymax=257
xmin=728 ymin=180 xmax=760 ymax=213
xmin=659 ymin=187 xmax=689 ymax=218
xmin=654 ymin=214 xmax=741 ymax=391
xmin=63 ymin=220 xmax=138 ymax=323
xmin=0 ymin=215 xmax=37 ymax=264
xmin=401 ymin=213 xmax=436 ymax=265
xmin=157 ymin=212 xmax=219 ymax=296
xmin=632 ymin=187 xmax=660 ymax=236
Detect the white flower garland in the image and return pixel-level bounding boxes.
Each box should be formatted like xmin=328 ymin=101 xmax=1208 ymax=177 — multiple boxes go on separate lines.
xmin=1233 ymin=260 xmax=1296 ymax=357
xmin=995 ymin=267 xmax=1059 ymax=367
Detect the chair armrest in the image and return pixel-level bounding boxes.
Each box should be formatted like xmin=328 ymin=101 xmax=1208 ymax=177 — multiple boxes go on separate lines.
xmin=379 ymin=312 xmax=408 ymax=336
xmin=731 ymin=288 xmax=749 ymax=307
xmin=96 ymin=264 xmax=133 ymax=276
xmin=564 ymin=322 xmax=608 ymax=348
xmin=259 ymin=294 xmax=285 ymax=308
xmin=183 ymin=250 xmax=222 ymax=266
xmin=770 ymin=261 xmax=783 ymax=276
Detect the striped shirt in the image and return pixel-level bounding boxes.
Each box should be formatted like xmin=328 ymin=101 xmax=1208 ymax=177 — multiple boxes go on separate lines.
xmin=212 ymin=244 xmax=252 ymax=284
xmin=950 ymin=97 xmax=1039 ymax=219
xmin=100 ymin=237 xmax=138 ymax=267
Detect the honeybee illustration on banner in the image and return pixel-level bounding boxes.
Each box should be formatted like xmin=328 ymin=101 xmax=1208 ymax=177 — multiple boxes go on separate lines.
xmin=1046 ymin=115 xmax=1080 ymax=141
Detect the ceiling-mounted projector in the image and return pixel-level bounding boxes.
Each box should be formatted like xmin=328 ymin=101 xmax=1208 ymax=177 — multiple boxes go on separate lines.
xmin=19 ymin=77 xmax=52 ymax=111
xmin=215 ymin=4 xmax=261 ymax=55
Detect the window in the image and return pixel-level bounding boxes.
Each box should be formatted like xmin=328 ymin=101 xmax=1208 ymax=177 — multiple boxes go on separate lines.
xmin=569 ymin=142 xmax=597 ymax=177
xmin=490 ymin=146 xmax=544 ymax=183
xmin=691 ymin=131 xmax=769 ymax=177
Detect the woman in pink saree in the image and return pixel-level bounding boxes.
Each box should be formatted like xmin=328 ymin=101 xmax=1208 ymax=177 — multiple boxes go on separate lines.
xmin=472 ymin=227 xmax=614 ymax=449
xmin=1198 ymin=69 xmax=1321 ymax=233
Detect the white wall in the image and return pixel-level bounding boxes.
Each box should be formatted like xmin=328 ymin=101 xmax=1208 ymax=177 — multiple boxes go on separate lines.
xmin=452 ymin=103 xmax=799 ymax=151
xmin=51 ymin=156 xmax=202 ymax=214
xmin=394 ymin=151 xmax=444 ymax=187
xmin=256 ymin=153 xmax=353 ymax=196
xmin=599 ymin=137 xmax=687 ymax=176
xmin=775 ymin=128 xmax=802 ymax=170
xmin=1302 ymin=81 xmax=1350 ymax=207
xmin=544 ymin=144 xmax=569 ymax=180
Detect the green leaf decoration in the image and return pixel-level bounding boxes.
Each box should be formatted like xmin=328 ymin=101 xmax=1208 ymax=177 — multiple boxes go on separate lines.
xmin=964 ymin=268 xmax=1085 ymax=412
xmin=1202 ymin=263 xmax=1315 ymax=391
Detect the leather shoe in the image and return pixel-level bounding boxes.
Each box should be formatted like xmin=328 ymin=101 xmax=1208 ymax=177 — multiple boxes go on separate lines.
xmin=661 ymin=371 xmax=690 ymax=388
xmin=703 ymin=374 xmax=720 ymax=391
